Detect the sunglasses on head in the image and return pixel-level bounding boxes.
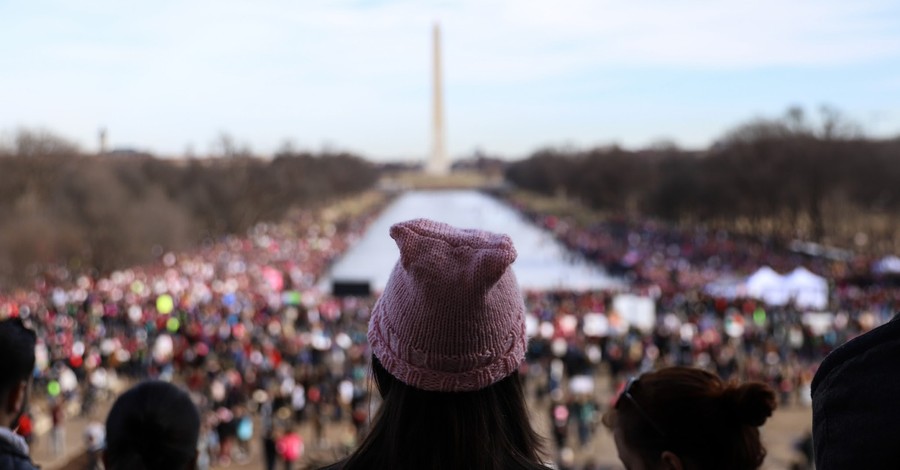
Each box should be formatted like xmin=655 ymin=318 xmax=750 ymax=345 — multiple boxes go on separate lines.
xmin=617 ymin=375 xmax=667 ymax=439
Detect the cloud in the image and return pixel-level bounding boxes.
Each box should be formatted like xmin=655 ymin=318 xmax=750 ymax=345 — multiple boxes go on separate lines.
xmin=7 ymin=0 xmax=899 ymax=87
xmin=1 ymin=0 xmax=899 ymax=157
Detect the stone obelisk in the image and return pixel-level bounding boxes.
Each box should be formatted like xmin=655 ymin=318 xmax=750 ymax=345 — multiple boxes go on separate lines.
xmin=426 ymin=23 xmax=449 ymax=175
xmin=98 ymin=127 xmax=108 ymax=154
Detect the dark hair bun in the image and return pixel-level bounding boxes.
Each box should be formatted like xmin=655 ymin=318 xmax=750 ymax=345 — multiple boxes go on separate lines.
xmin=722 ymin=382 xmax=777 ymax=427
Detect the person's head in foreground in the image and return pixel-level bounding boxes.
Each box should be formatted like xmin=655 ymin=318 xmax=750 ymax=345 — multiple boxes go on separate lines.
xmin=603 ymin=367 xmax=776 ymax=470
xmin=104 ymin=381 xmax=201 ymax=470
xmin=0 ymin=319 xmax=36 ymax=431
xmin=330 ymin=218 xmax=546 ymax=470
xmin=0 ymin=318 xmax=38 ymax=469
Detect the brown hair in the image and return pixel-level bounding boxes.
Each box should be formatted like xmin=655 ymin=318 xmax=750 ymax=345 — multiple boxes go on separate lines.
xmin=602 ymin=367 xmax=776 ymax=470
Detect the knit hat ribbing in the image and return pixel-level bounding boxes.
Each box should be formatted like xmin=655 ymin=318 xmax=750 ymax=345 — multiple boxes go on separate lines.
xmin=367 ymin=218 xmax=527 ymax=392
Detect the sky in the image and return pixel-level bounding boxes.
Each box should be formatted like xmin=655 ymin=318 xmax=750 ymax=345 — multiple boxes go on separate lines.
xmin=1 ymin=0 xmax=899 ymax=161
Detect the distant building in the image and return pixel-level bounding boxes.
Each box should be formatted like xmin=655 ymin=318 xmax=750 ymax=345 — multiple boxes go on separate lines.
xmin=426 ymin=23 xmax=450 ymax=175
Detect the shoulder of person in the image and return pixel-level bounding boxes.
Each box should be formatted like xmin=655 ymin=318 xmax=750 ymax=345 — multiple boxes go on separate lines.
xmin=812 ymin=313 xmax=900 ymax=396
xmin=0 ymin=451 xmax=40 ymax=470
xmin=811 ymin=313 xmax=900 ymax=468
xmin=317 ymin=462 xmax=343 ymax=470
xmin=0 ymin=437 xmax=30 ymax=458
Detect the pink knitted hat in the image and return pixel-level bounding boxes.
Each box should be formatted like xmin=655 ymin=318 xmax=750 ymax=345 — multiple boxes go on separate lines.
xmin=367 ymin=218 xmax=527 ymax=392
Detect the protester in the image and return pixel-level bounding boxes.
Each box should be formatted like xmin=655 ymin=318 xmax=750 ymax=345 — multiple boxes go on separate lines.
xmin=322 ymin=219 xmax=549 ymax=470
xmin=49 ymin=398 xmax=65 ymax=457
xmin=811 ymin=313 xmax=900 ymax=469
xmin=275 ymin=424 xmax=303 ymax=470
xmin=0 ymin=318 xmax=39 ymax=470
xmin=0 ymin=191 xmax=896 ymax=468
xmin=83 ymin=421 xmax=105 ymax=470
xmin=603 ymin=366 xmax=776 ymax=470
xmin=262 ymin=427 xmax=278 ymax=470
xmin=103 ymin=381 xmax=201 ymax=470
xmin=235 ymin=406 xmax=253 ymax=462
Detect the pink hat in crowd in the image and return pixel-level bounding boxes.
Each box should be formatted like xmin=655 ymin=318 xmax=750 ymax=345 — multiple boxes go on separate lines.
xmin=367 ymin=218 xmax=527 ymax=392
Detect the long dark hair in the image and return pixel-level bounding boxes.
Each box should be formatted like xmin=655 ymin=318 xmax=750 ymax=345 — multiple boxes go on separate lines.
xmin=603 ymin=367 xmax=776 ymax=470
xmin=334 ymin=356 xmax=546 ymax=470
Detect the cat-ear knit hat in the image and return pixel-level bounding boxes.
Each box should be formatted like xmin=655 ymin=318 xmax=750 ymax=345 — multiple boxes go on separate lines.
xmin=367 ymin=218 xmax=527 ymax=392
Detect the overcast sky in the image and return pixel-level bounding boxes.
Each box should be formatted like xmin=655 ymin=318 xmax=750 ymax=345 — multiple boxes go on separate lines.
xmin=2 ymin=0 xmax=899 ymax=160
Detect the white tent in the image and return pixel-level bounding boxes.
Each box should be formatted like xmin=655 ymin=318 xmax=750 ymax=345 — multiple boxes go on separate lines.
xmin=745 ymin=266 xmax=790 ymax=306
xmin=874 ymin=255 xmax=900 ymax=275
xmin=707 ymin=266 xmax=829 ymax=310
xmin=612 ymin=294 xmax=656 ymax=334
xmin=784 ymin=267 xmax=829 ymax=310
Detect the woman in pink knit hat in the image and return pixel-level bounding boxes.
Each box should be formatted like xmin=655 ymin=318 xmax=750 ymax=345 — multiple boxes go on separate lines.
xmin=321 ymin=218 xmax=549 ymax=470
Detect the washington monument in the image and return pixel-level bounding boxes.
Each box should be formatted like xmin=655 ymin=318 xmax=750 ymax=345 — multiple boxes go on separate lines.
xmin=426 ymin=23 xmax=450 ymax=175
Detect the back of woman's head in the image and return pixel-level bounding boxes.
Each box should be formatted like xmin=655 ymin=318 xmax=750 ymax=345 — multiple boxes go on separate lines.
xmin=105 ymin=381 xmax=201 ymax=470
xmin=335 ymin=219 xmax=546 ymax=469
xmin=603 ymin=367 xmax=776 ymax=470
xmin=340 ymin=356 xmax=545 ymax=470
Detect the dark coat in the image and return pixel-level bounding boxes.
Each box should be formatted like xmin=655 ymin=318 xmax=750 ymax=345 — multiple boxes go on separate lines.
xmin=811 ymin=314 xmax=900 ymax=469
xmin=0 ymin=436 xmax=39 ymax=470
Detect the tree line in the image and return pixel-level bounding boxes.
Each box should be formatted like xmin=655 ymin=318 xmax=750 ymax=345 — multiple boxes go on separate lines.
xmin=3 ymin=106 xmax=898 ymax=286
xmin=505 ymin=107 xmax=900 ymax=254
xmin=0 ymin=130 xmax=378 ymax=287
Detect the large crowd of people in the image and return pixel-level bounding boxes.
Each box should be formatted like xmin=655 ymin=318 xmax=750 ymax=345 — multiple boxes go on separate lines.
xmin=0 ymin=204 xmax=384 ymax=467
xmin=0 ymin=189 xmax=897 ymax=469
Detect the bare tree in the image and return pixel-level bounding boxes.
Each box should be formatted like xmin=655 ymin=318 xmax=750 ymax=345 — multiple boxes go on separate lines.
xmin=12 ymin=128 xmax=79 ymax=157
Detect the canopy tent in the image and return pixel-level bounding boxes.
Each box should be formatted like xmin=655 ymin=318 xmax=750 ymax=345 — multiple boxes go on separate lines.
xmin=873 ymin=255 xmax=900 ymax=275
xmin=746 ymin=266 xmax=791 ymax=306
xmin=709 ymin=266 xmax=829 ymax=310
xmin=784 ymin=267 xmax=829 ymax=310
